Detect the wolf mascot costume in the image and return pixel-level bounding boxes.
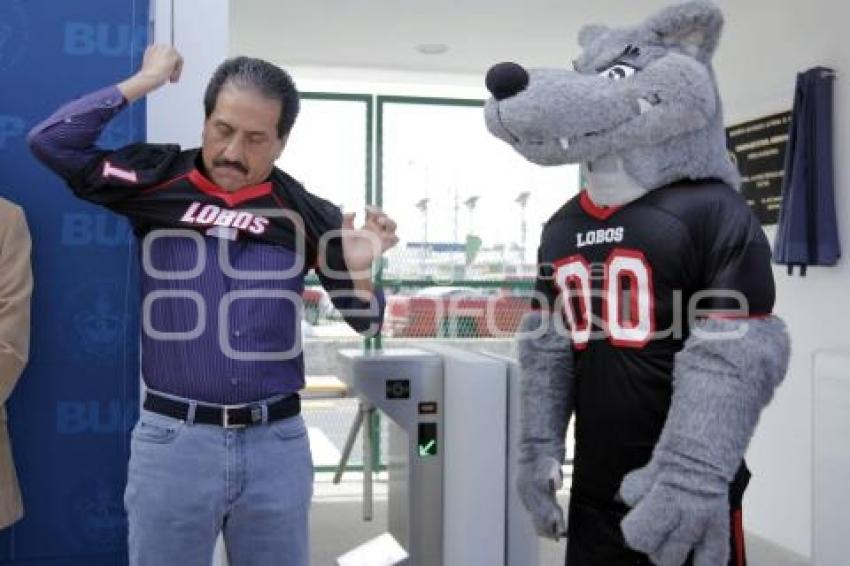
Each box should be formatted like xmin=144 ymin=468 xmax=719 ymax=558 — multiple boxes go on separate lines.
xmin=484 ymin=2 xmax=790 ymax=565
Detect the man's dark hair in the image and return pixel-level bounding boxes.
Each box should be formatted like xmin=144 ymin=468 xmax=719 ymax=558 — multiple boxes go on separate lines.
xmin=204 ymin=56 xmax=300 ymax=139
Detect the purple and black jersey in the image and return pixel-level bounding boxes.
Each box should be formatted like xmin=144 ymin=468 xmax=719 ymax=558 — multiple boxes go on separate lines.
xmin=534 ymin=180 xmax=775 ymax=503
xmin=29 ymin=87 xmax=384 ymax=404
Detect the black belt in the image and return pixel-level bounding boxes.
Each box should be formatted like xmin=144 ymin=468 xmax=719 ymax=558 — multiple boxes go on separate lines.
xmin=143 ymin=391 xmax=300 ymax=428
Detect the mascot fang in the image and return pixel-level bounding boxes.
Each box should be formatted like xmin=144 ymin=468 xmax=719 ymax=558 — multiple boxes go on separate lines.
xmin=484 ymin=2 xmax=791 ymax=565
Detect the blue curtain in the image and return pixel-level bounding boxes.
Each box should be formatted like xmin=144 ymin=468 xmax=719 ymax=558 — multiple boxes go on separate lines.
xmin=773 ymin=66 xmax=840 ymax=276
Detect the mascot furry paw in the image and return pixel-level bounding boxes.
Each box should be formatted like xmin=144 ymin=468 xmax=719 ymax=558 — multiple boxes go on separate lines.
xmin=484 ymin=2 xmax=791 ymax=565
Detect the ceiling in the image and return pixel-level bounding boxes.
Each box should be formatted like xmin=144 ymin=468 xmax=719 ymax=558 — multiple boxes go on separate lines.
xmin=229 ymin=0 xmax=839 ymax=123
xmin=230 ymin=0 xmax=701 ymax=75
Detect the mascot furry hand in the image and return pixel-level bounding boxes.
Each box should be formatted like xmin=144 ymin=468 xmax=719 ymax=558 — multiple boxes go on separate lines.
xmin=485 ymin=2 xmax=790 ymax=565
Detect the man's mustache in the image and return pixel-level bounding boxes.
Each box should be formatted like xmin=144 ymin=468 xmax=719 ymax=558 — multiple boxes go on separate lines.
xmin=213 ymin=159 xmax=248 ymax=175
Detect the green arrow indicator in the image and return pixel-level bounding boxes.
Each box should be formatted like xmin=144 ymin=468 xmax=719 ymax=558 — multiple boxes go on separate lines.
xmin=418 ymin=422 xmax=437 ymax=456
xmin=419 ymin=439 xmax=436 ymax=456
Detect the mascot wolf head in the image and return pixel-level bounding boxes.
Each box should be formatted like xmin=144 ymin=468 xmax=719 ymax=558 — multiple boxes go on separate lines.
xmin=484 ymin=0 xmax=738 ymax=205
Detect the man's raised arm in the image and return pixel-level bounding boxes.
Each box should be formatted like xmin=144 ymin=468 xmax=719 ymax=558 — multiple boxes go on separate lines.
xmin=27 ymin=45 xmax=183 ymax=181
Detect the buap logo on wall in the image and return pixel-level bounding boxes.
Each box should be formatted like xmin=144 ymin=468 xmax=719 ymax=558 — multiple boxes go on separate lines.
xmin=57 ymin=399 xmax=136 ymax=436
xmin=64 ymin=21 xmax=146 ymax=57
xmin=65 ymin=475 xmax=127 ymax=551
xmin=59 ymin=280 xmax=131 ymax=362
xmin=62 ymin=212 xmax=133 ymax=247
xmin=0 ymin=0 xmax=29 ymax=72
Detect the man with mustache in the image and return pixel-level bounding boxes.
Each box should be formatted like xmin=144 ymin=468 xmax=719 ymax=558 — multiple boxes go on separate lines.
xmin=28 ymin=45 xmax=398 ymax=565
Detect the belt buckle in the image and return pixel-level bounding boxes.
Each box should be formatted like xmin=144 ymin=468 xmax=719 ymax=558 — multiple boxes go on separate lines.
xmin=222 ymin=406 xmax=247 ymax=429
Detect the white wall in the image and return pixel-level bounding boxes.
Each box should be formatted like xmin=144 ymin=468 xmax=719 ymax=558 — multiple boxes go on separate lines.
xmin=715 ymin=1 xmax=849 ymax=560
xmin=147 ymin=0 xmax=229 ymax=146
xmin=282 ymin=64 xmax=486 ymax=100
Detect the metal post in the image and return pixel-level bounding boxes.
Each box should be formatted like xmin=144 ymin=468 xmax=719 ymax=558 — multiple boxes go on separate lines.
xmin=362 ymin=403 xmax=374 ymax=521
xmin=333 ymin=400 xmax=366 ymax=484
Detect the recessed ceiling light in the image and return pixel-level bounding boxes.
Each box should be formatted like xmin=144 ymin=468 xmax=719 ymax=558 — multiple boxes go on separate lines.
xmin=416 ymin=43 xmax=449 ymax=55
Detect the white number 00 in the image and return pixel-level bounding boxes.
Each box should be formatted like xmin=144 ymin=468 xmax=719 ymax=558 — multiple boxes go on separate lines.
xmin=553 ymin=249 xmax=655 ymax=349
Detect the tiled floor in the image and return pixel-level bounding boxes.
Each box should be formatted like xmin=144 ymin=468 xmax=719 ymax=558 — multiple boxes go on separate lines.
xmin=310 ymin=476 xmax=810 ymax=566
xmin=304 ymin=400 xmax=810 ymax=566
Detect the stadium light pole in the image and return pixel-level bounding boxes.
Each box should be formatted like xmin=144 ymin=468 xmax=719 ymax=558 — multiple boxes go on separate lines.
xmin=515 ymin=191 xmax=531 ymax=264
xmin=415 ymin=197 xmax=430 ymax=245
xmin=463 ymin=195 xmax=479 ymax=236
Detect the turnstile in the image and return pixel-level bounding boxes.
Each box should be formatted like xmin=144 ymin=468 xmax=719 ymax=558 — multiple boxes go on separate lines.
xmin=337 ymin=346 xmax=538 ymax=566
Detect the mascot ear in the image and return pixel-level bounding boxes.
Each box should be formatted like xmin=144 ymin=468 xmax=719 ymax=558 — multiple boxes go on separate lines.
xmin=578 ymin=24 xmax=608 ymax=48
xmin=642 ymin=0 xmax=723 ymax=62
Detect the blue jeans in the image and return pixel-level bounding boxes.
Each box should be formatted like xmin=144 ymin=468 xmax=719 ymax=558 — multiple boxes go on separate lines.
xmin=124 ymin=397 xmax=314 ymax=566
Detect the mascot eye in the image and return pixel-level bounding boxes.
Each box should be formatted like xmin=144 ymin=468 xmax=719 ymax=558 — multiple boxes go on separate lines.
xmin=599 ymin=63 xmax=636 ymax=80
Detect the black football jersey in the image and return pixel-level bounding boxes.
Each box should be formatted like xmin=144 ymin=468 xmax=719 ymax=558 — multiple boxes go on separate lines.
xmin=64 ymin=142 xmax=385 ymax=342
xmin=68 ymin=142 xmax=350 ymax=275
xmin=534 ymin=179 xmax=775 ymax=503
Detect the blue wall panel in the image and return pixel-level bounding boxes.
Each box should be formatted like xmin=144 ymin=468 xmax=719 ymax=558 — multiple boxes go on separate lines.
xmin=0 ymin=1 xmax=148 ymax=563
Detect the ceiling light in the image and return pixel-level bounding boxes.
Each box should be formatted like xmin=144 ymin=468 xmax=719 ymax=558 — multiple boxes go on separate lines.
xmin=416 ymin=43 xmax=449 ymax=55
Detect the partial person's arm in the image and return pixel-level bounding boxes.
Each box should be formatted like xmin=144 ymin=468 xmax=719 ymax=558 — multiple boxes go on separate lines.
xmin=294 ymin=188 xmax=395 ymax=335
xmin=27 ymin=46 xmax=185 ymax=214
xmin=26 ymin=85 xmax=128 ymax=180
xmin=338 ymin=208 xmax=397 ymax=300
xmin=28 ymin=45 xmax=182 ymax=181
xmin=315 ymin=207 xmax=396 ymax=335
xmin=316 ymin=265 xmax=386 ymax=336
xmin=27 ymin=45 xmax=182 ymax=180
xmin=0 ymin=206 xmax=33 ymax=404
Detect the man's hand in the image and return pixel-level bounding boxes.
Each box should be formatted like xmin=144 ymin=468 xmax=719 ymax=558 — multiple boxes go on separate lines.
xmin=340 ymin=207 xmax=398 ymax=299
xmin=118 ymin=45 xmax=183 ymax=102
xmin=341 ymin=207 xmax=398 ymax=273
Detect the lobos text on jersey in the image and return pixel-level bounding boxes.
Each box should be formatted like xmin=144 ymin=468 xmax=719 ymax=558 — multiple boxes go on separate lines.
xmin=180 ymin=201 xmax=269 ymax=235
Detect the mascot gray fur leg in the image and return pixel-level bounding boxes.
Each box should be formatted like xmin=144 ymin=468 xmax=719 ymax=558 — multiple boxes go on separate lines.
xmin=619 ymin=316 xmax=790 ymax=566
xmin=516 ymin=310 xmax=574 ymax=540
